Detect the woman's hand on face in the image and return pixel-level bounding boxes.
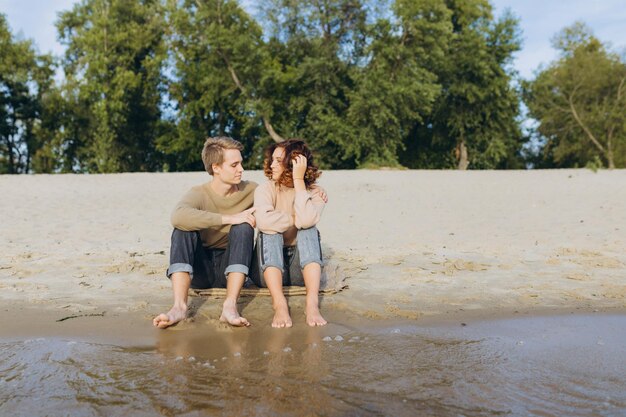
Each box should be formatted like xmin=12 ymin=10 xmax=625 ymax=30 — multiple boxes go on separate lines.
xmin=292 ymin=154 xmax=307 ymax=180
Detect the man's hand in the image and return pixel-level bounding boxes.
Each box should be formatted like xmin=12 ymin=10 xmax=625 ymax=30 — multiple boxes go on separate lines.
xmin=292 ymin=154 xmax=307 ymax=180
xmin=222 ymin=208 xmax=256 ymax=227
xmin=312 ymin=188 xmax=328 ymax=203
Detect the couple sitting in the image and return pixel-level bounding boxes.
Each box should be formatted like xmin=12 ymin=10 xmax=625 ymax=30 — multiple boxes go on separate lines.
xmin=153 ymin=137 xmax=328 ymax=329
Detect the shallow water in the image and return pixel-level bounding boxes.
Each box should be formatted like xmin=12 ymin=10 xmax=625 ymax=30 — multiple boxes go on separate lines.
xmin=1 ymin=314 xmax=625 ymax=417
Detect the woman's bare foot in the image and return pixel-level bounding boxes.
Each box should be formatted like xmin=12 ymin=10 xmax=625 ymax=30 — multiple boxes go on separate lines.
xmin=272 ymin=302 xmax=293 ymax=328
xmin=153 ymin=304 xmax=187 ymax=329
xmin=305 ymin=304 xmax=327 ymax=326
xmin=219 ymin=299 xmax=250 ymax=327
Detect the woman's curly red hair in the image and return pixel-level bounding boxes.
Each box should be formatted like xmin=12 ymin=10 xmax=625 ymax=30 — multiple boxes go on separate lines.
xmin=263 ymin=139 xmax=321 ymax=188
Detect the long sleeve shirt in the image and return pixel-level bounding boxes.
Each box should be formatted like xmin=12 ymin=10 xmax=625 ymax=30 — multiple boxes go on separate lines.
xmin=170 ymin=180 xmax=257 ymax=249
xmin=254 ymin=180 xmax=326 ymax=246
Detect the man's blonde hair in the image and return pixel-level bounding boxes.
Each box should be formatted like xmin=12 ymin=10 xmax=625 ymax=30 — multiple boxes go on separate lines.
xmin=201 ymin=136 xmax=244 ymax=175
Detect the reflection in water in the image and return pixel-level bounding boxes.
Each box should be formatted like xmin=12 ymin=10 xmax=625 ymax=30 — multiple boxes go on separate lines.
xmin=1 ymin=315 xmax=625 ymax=416
xmin=154 ymin=324 xmax=336 ymax=416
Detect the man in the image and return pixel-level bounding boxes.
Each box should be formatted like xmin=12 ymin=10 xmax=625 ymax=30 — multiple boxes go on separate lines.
xmin=153 ymin=137 xmax=257 ymax=329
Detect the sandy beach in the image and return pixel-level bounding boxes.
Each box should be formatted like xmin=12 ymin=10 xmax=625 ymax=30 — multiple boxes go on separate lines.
xmin=1 ymin=169 xmax=625 ymax=336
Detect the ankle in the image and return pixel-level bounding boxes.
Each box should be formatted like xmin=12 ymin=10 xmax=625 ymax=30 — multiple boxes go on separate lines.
xmin=223 ymin=298 xmax=237 ymax=309
xmin=173 ymin=302 xmax=188 ymax=312
xmin=305 ymin=297 xmax=319 ymax=309
xmin=273 ymin=298 xmax=288 ymax=310
xmin=306 ymin=305 xmax=320 ymax=313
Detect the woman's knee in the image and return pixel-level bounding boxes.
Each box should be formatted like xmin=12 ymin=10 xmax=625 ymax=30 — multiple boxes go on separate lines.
xmin=296 ymin=226 xmax=319 ymax=239
xmin=258 ymin=232 xmax=285 ymax=273
xmin=296 ymin=227 xmax=322 ymax=268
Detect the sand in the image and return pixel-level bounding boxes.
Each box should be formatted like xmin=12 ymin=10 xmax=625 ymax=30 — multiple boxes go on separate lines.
xmin=1 ymin=169 xmax=625 ymax=336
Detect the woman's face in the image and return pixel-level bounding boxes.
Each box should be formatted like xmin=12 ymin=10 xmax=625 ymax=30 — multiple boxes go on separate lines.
xmin=270 ymin=146 xmax=286 ymax=181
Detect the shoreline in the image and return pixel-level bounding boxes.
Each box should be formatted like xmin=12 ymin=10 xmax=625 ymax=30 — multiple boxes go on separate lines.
xmin=2 ymin=298 xmax=624 ymax=346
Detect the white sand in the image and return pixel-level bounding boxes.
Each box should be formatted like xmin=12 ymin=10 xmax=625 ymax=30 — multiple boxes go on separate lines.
xmin=1 ymin=169 xmax=625 ymax=328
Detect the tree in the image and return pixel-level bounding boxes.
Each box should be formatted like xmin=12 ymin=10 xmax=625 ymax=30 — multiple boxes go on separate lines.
xmin=524 ymin=22 xmax=626 ymax=169
xmin=26 ymin=54 xmax=61 ymax=173
xmin=27 ymin=58 xmax=95 ymax=174
xmin=0 ymin=14 xmax=52 ymax=174
xmin=405 ymin=0 xmax=522 ymax=170
xmin=256 ymin=0 xmax=369 ymax=168
xmin=348 ymin=0 xmax=452 ymax=167
xmin=164 ymin=0 xmax=283 ymax=171
xmin=57 ymin=0 xmax=168 ymax=172
xmin=4 ymin=0 xmax=534 ymax=173
xmin=259 ymin=0 xmax=449 ymax=168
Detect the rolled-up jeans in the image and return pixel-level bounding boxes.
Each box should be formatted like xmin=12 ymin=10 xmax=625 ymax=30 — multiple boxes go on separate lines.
xmin=166 ymin=223 xmax=255 ymax=289
xmin=251 ymin=226 xmax=323 ymax=288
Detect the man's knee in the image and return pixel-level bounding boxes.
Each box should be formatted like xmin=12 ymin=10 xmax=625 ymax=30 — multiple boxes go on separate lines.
xmin=169 ymin=229 xmax=201 ymax=264
xmin=167 ymin=229 xmax=201 ymax=280
xmin=171 ymin=228 xmax=201 ymax=244
xmin=229 ymin=223 xmax=254 ymax=240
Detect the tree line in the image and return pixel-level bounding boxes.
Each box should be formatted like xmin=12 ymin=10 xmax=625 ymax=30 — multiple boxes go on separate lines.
xmin=1 ymin=0 xmax=624 ymax=174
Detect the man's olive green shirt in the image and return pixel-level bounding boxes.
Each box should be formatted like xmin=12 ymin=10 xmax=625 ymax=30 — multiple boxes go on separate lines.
xmin=170 ymin=180 xmax=257 ymax=249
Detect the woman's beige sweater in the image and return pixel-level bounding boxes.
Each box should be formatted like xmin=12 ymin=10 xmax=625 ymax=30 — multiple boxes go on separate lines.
xmin=253 ymin=180 xmax=326 ymax=246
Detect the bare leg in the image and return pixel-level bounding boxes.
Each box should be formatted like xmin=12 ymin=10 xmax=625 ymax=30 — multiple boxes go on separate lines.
xmin=219 ymin=272 xmax=250 ymax=327
xmin=153 ymin=272 xmax=190 ymax=329
xmin=303 ymin=263 xmax=327 ymax=326
xmin=264 ymin=267 xmax=292 ymax=328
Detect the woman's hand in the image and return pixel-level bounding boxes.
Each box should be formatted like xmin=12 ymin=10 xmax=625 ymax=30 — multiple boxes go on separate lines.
xmin=292 ymin=154 xmax=307 ymax=180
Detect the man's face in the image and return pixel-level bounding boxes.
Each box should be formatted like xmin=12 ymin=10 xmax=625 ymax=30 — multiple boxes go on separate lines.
xmin=270 ymin=147 xmax=286 ymax=181
xmin=213 ymin=149 xmax=244 ymax=185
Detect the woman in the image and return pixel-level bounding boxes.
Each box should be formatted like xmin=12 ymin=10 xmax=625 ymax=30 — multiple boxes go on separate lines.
xmin=253 ymin=139 xmax=327 ymax=328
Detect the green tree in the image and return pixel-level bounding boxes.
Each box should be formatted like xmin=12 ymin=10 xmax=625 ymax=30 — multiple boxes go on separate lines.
xmin=405 ymin=0 xmax=522 ymax=170
xmin=1 ymin=0 xmax=536 ymax=173
xmin=186 ymin=0 xmax=520 ymax=169
xmin=163 ymin=0 xmax=272 ymax=171
xmin=261 ymin=0 xmax=446 ymax=168
xmin=57 ymin=0 xmax=168 ymax=172
xmin=0 ymin=14 xmax=53 ymax=174
xmin=26 ymin=54 xmax=60 ymax=173
xmin=348 ymin=0 xmax=452 ymax=167
xmin=256 ymin=0 xmax=369 ymax=168
xmin=524 ymin=22 xmax=626 ymax=169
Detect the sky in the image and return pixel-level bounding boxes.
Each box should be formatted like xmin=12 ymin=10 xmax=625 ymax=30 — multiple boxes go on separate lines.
xmin=1 ymin=0 xmax=625 ymax=80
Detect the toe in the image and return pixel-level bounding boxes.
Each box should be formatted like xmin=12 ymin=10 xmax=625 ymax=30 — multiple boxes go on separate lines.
xmin=235 ymin=317 xmax=249 ymax=327
xmin=153 ymin=313 xmax=168 ymax=327
xmin=156 ymin=319 xmax=171 ymax=329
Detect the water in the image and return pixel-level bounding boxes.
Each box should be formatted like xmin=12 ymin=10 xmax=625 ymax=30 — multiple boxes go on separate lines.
xmin=1 ymin=314 xmax=625 ymax=416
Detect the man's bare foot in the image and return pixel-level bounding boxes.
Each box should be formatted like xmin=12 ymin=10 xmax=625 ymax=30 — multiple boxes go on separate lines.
xmin=305 ymin=304 xmax=327 ymax=326
xmin=219 ymin=299 xmax=250 ymax=327
xmin=272 ymin=303 xmax=293 ymax=328
xmin=153 ymin=305 xmax=187 ymax=329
